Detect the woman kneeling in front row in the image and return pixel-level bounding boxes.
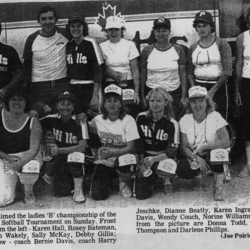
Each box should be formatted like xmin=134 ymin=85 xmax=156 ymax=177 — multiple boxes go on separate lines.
xmin=135 ymin=88 xmax=179 ymax=200
xmin=178 ymin=86 xmax=230 ymax=201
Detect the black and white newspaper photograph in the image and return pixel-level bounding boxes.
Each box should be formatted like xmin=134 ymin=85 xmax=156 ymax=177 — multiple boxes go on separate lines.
xmin=0 ymin=0 xmax=249 ymax=249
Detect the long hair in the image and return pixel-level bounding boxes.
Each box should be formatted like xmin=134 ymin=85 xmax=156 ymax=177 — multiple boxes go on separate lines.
xmin=4 ymin=86 xmax=30 ymax=113
xmin=66 ymin=21 xmax=89 ymax=40
xmin=186 ymin=96 xmax=216 ymax=114
xmin=101 ymin=93 xmax=126 ymax=120
xmin=145 ymin=87 xmax=175 ymax=120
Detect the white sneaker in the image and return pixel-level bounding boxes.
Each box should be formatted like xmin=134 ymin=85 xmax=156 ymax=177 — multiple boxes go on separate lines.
xmin=72 ymin=189 xmax=86 ymax=204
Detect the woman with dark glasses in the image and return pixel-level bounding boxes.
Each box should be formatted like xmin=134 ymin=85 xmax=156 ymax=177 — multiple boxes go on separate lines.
xmin=187 ymin=11 xmax=232 ymax=120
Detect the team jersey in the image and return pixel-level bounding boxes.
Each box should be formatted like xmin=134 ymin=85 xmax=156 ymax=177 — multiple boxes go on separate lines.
xmin=136 ymin=112 xmax=179 ymax=154
xmin=140 ymin=43 xmax=186 ymax=91
xmin=23 ymin=30 xmax=68 ymax=82
xmin=0 ymin=43 xmax=23 ymax=89
xmin=188 ymin=37 xmax=232 ymax=84
xmin=0 ymin=110 xmax=32 ymax=154
xmin=66 ymin=37 xmax=103 ymax=84
xmin=40 ymin=114 xmax=88 ymax=148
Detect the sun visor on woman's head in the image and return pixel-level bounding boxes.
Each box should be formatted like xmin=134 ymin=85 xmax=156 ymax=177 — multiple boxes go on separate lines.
xmin=188 ymin=86 xmax=207 ymax=99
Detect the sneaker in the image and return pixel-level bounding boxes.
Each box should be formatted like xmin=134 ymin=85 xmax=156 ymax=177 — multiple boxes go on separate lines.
xmin=225 ymin=170 xmax=231 ymax=182
xmin=119 ymin=182 xmax=132 ymax=198
xmin=42 ymin=174 xmax=53 ymax=185
xmin=72 ymin=189 xmax=86 ymax=204
xmin=24 ymin=191 xmax=36 ymax=204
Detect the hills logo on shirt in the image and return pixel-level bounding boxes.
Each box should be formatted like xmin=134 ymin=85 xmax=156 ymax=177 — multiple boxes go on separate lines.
xmin=0 ymin=55 xmax=8 ymax=65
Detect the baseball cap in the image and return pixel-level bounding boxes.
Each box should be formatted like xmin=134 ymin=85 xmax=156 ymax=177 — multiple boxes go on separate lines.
xmin=68 ymin=12 xmax=85 ymax=24
xmin=188 ymin=86 xmax=207 ymax=99
xmin=104 ymin=84 xmax=122 ymax=96
xmin=105 ymin=16 xmax=125 ymax=29
xmin=57 ymin=91 xmax=76 ymax=101
xmin=153 ymin=17 xmax=171 ymax=29
xmin=193 ymin=11 xmax=213 ymax=25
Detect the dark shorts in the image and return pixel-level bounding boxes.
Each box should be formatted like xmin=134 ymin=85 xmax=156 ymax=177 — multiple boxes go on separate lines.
xmin=70 ymin=83 xmax=94 ymax=114
xmin=29 ymin=77 xmax=70 ymax=113
xmin=177 ymin=157 xmax=224 ymax=180
xmin=240 ymin=78 xmax=250 ymax=141
xmin=47 ymin=155 xmax=84 ymax=197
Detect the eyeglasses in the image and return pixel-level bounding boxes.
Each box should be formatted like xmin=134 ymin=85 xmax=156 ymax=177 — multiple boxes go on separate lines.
xmin=196 ymin=51 xmax=210 ymax=66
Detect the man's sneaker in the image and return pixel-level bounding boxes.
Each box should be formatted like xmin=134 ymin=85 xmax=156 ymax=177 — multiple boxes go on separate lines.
xmin=42 ymin=174 xmax=53 ymax=185
xmin=119 ymin=182 xmax=132 ymax=198
xmin=72 ymin=189 xmax=86 ymax=204
xmin=24 ymin=191 xmax=36 ymax=204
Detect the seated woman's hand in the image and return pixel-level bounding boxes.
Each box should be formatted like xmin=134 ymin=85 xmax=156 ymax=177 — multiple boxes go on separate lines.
xmin=5 ymin=156 xmax=22 ymax=171
xmin=51 ymin=145 xmax=60 ymax=156
xmin=192 ymin=144 xmax=207 ymax=156
xmin=144 ymin=156 xmax=155 ymax=168
xmin=196 ymin=155 xmax=210 ymax=175
xmin=100 ymin=147 xmax=114 ymax=159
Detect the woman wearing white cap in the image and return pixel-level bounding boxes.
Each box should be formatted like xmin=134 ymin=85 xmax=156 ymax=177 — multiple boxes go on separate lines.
xmin=140 ymin=17 xmax=188 ymax=120
xmin=99 ymin=16 xmax=140 ymax=119
xmin=178 ymin=86 xmax=230 ymax=201
xmin=188 ymin=11 xmax=232 ymax=120
xmin=89 ymin=84 xmax=140 ymax=200
xmin=66 ymin=12 xmax=103 ymax=115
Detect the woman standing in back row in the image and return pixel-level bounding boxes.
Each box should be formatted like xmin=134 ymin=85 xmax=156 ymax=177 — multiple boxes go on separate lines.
xmin=188 ymin=10 xmax=232 ymax=120
xmin=100 ymin=16 xmax=140 ymax=119
xmin=234 ymin=6 xmax=250 ymax=177
xmin=140 ymin=17 xmax=188 ymax=120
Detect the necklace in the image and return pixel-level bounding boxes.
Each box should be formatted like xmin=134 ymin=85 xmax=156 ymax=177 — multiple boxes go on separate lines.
xmin=193 ymin=115 xmax=207 ymax=146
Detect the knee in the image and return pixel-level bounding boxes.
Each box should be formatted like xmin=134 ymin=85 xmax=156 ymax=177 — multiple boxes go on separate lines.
xmin=91 ymin=187 xmax=109 ymax=201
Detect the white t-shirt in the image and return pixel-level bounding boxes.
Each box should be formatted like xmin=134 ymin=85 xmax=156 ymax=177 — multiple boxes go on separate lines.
xmin=179 ymin=111 xmax=228 ymax=148
xmin=32 ymin=31 xmax=68 ymax=82
xmin=191 ymin=42 xmax=223 ymax=81
xmin=243 ymin=31 xmax=250 ymax=78
xmin=100 ymin=39 xmax=139 ymax=81
xmin=89 ymin=114 xmax=139 ymax=148
xmin=146 ymin=46 xmax=182 ymax=91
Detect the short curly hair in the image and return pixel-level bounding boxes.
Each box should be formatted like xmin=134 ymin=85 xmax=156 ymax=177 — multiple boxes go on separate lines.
xmin=4 ymin=86 xmax=30 ymax=113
